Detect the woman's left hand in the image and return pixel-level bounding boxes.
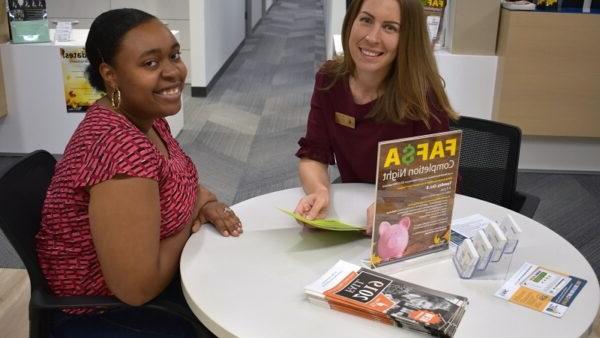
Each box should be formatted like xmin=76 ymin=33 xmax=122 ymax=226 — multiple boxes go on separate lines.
xmin=201 ymin=201 xmax=243 ymax=237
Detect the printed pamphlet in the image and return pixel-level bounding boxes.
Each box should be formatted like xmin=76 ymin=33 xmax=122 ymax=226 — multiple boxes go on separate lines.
xmin=452 ymin=238 xmax=479 ymax=279
xmin=471 ymin=230 xmax=493 ymax=270
xmin=498 ymin=214 xmax=522 ymax=254
xmin=306 ymin=260 xmax=468 ymax=337
xmin=370 ymin=130 xmax=462 ymax=268
xmin=495 ymin=262 xmax=587 ymax=318
xmin=54 ymin=21 xmax=73 ymax=42
xmin=421 ymin=0 xmax=447 ymax=45
xmin=450 ymin=214 xmax=494 ymax=248
xmin=483 ymin=222 xmax=507 ymax=262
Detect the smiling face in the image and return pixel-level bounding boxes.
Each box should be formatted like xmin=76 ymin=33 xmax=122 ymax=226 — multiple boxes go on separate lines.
xmin=348 ymin=0 xmax=401 ymax=81
xmin=108 ymin=19 xmax=187 ymax=120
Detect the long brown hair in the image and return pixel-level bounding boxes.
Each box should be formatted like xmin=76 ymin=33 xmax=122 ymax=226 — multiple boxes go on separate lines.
xmin=323 ymin=0 xmax=458 ymax=127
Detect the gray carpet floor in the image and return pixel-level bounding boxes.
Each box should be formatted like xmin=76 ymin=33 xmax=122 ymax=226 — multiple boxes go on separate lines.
xmin=1 ymin=0 xmax=599 ymax=282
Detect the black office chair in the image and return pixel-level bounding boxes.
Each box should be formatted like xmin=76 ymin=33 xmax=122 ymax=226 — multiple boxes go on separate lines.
xmin=450 ymin=116 xmax=540 ymax=218
xmin=0 ymin=150 xmax=211 ymax=338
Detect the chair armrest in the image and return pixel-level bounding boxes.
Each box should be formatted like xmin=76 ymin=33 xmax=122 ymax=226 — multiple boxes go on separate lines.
xmin=31 ymin=290 xmax=212 ymax=336
xmin=31 ymin=289 xmax=126 ymax=309
xmin=32 ymin=290 xmax=196 ymax=315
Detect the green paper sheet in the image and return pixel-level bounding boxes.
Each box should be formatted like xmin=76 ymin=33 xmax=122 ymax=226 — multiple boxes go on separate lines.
xmin=278 ymin=208 xmax=364 ymax=231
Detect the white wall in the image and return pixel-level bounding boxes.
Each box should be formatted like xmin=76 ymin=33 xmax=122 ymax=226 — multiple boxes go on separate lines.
xmin=251 ymin=0 xmax=263 ymax=30
xmin=435 ymin=51 xmax=497 ymax=120
xmin=266 ymin=0 xmax=274 ymax=11
xmin=323 ymin=0 xmax=346 ymax=59
xmin=190 ymin=0 xmax=245 ymax=88
xmin=0 ymin=32 xmax=184 ymax=154
xmin=46 ymin=0 xmax=109 ymax=19
xmin=46 ymin=0 xmax=192 ymax=83
xmin=520 ymin=137 xmax=600 ymax=172
xmin=189 ymin=0 xmax=206 ymax=85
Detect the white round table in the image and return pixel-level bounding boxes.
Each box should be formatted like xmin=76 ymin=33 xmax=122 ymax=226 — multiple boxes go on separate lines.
xmin=180 ymin=183 xmax=599 ymax=338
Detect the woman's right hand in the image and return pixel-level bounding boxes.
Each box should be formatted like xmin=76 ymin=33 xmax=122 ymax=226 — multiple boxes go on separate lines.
xmin=193 ymin=184 xmax=242 ymax=237
xmin=294 ymin=188 xmax=330 ymax=221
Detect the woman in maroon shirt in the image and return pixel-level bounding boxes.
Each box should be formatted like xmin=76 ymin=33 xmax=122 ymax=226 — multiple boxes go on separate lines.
xmin=295 ymin=0 xmax=458 ymax=232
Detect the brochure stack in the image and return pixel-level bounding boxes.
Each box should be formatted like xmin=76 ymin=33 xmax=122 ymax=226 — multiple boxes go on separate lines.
xmin=305 ymin=260 xmax=468 ymax=338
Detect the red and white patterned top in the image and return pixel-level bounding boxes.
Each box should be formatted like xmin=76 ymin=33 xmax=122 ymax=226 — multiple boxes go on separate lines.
xmin=36 ymin=104 xmax=198 ymax=299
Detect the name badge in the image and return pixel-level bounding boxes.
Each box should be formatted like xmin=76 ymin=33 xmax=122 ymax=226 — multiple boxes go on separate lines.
xmin=335 ymin=112 xmax=355 ymax=129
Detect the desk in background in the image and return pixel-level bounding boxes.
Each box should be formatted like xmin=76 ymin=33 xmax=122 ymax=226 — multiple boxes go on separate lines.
xmin=493 ymin=9 xmax=600 ymax=137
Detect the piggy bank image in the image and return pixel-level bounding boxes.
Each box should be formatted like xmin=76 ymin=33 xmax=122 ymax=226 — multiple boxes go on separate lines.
xmin=377 ymin=216 xmax=411 ymax=261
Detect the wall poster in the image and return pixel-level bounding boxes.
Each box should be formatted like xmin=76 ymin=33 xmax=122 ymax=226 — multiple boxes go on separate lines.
xmin=60 ymin=47 xmax=102 ymax=113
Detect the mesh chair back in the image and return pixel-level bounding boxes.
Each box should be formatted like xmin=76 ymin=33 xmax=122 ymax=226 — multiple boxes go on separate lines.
xmin=0 ymin=150 xmax=56 ymax=292
xmin=450 ymin=117 xmax=521 ymax=209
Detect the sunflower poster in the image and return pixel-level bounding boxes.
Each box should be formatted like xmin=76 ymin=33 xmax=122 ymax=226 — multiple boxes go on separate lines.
xmin=60 ymin=47 xmax=102 ymax=113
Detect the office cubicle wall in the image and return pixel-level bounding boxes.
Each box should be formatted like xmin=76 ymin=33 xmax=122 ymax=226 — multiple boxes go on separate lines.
xmin=189 ymin=0 xmax=245 ymax=94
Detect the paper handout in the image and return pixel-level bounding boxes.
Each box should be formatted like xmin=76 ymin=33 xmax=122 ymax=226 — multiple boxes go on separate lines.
xmin=279 ymin=208 xmax=364 ymax=231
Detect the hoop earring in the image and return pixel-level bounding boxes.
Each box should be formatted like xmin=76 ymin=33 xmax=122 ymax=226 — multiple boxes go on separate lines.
xmin=110 ymin=88 xmax=121 ymax=110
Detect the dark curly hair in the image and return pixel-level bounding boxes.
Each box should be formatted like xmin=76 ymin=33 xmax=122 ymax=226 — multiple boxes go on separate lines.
xmin=85 ymin=8 xmax=156 ymax=92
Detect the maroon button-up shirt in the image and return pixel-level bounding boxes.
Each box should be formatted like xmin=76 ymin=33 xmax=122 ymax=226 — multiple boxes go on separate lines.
xmin=296 ymin=70 xmax=450 ymax=183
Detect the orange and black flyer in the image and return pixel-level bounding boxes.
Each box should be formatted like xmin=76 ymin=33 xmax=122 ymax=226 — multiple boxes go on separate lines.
xmin=305 ymin=260 xmax=468 ymax=337
xmin=370 ymin=130 xmax=462 ymax=268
